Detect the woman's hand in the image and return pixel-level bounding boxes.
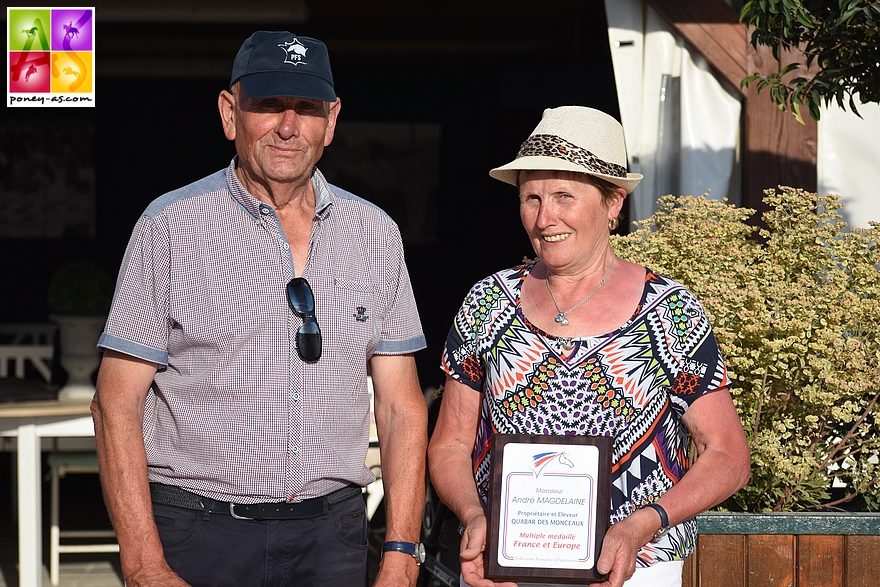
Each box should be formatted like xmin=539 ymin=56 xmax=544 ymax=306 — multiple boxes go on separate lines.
xmin=458 ymin=512 xmax=518 ymax=587
xmin=593 ymin=510 xmax=655 ymax=587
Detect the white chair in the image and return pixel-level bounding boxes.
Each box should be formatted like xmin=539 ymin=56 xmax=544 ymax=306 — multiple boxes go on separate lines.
xmin=0 ymin=344 xmax=54 ymax=382
xmin=0 ymin=322 xmax=55 ymax=383
xmin=0 ymin=322 xmax=56 ymax=345
xmin=47 ymin=452 xmax=119 ymax=586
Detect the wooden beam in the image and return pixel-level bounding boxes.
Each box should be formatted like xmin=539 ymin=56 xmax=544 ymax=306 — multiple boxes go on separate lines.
xmin=645 ymin=0 xmax=747 ymax=91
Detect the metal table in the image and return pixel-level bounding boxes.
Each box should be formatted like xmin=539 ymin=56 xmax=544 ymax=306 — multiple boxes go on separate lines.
xmin=0 ymin=399 xmax=94 ymax=587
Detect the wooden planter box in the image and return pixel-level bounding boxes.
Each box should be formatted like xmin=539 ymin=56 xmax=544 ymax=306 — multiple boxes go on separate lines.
xmin=683 ymin=512 xmax=880 ymax=587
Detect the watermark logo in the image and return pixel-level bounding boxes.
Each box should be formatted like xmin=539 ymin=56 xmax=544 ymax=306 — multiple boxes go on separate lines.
xmin=7 ymin=7 xmax=95 ymax=107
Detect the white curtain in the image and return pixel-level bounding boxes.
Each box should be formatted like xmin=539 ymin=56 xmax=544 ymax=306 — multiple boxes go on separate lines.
xmin=604 ymin=0 xmax=742 ymax=222
xmin=818 ymin=102 xmax=880 ymax=228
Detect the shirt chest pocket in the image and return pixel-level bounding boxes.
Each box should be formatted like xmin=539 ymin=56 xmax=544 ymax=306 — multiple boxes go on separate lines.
xmin=328 ymin=276 xmax=381 ymax=356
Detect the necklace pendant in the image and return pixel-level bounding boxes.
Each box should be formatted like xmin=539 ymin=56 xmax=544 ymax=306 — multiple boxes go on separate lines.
xmin=545 ymin=257 xmax=616 ymax=328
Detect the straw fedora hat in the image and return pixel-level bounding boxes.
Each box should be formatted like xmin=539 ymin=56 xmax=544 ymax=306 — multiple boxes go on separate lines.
xmin=489 ymin=106 xmax=643 ymax=194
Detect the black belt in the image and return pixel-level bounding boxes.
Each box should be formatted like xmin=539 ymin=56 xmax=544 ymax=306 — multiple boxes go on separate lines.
xmin=150 ymin=482 xmax=363 ymax=520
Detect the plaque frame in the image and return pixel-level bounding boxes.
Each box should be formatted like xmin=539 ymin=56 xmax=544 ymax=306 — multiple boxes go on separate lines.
xmin=485 ymin=434 xmax=612 ymax=584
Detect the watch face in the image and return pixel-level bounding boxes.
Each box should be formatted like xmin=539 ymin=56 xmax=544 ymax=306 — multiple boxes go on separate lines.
xmin=416 ymin=542 xmax=426 ymax=563
xmin=653 ymin=527 xmax=671 ymax=542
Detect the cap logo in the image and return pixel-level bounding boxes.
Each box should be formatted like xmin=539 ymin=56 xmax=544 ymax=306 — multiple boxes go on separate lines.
xmin=278 ymin=38 xmax=308 ymax=66
xmin=517 ymin=134 xmax=627 ymax=179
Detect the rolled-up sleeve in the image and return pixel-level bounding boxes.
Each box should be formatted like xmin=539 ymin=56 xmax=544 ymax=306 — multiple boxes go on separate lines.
xmin=98 ymin=213 xmax=170 ymax=365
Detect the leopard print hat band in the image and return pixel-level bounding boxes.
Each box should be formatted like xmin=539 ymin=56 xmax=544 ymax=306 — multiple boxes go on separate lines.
xmin=516 ymin=134 xmax=628 ymax=178
xmin=489 ymin=106 xmax=644 ymax=193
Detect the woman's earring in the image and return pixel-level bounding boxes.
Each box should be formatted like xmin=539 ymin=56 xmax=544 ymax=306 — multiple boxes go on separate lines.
xmin=609 ymin=217 xmax=619 ymax=231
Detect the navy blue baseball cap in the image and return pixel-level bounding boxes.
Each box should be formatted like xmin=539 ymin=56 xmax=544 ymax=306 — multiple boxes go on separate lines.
xmin=230 ymin=31 xmax=336 ymax=102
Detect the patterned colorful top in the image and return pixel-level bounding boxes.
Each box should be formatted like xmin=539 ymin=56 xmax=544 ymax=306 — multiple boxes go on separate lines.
xmin=441 ymin=262 xmax=730 ymax=566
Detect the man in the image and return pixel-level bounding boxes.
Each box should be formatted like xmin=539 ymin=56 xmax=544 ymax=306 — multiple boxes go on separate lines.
xmin=92 ymin=31 xmax=428 ymax=587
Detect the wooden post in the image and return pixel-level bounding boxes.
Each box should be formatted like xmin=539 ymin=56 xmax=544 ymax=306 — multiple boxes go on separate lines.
xmin=743 ymin=42 xmax=817 ymax=217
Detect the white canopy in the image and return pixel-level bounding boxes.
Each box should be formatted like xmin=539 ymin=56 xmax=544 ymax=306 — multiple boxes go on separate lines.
xmin=605 ymin=0 xmax=880 ymax=228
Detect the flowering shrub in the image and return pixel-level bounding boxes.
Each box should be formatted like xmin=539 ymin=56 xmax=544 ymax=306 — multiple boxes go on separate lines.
xmin=612 ymin=187 xmax=880 ymax=511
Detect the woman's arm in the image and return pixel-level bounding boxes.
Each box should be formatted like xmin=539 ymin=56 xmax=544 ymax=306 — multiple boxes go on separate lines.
xmin=595 ymin=387 xmax=750 ymax=587
xmin=660 ymin=387 xmax=751 ymax=525
xmin=427 ymin=376 xmax=517 ymax=587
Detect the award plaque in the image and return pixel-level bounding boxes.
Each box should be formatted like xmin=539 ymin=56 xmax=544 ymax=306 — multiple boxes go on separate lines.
xmin=485 ymin=434 xmax=612 ymax=584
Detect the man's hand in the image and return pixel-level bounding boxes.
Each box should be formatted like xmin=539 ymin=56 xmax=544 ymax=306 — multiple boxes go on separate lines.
xmin=372 ymin=551 xmax=421 ymax=587
xmin=123 ymin=564 xmax=190 ymax=587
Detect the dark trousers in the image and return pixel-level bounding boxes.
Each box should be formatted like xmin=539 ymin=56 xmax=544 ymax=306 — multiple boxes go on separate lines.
xmin=153 ymin=492 xmax=368 ymax=587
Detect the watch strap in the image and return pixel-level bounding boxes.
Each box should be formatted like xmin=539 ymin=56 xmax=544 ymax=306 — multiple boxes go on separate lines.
xmin=645 ymin=503 xmax=670 ymax=541
xmin=381 ymin=541 xmax=425 ymax=565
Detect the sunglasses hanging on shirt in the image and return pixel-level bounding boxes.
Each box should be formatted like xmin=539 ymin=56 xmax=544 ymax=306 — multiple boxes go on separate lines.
xmin=286 ymin=277 xmax=322 ymax=362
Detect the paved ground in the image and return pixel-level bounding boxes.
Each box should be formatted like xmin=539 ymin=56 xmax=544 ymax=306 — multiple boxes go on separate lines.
xmin=0 ymin=561 xmax=123 ymax=587
xmin=0 ymin=453 xmax=123 ymax=587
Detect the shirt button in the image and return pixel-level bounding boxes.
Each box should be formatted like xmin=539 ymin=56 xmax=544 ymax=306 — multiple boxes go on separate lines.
xmin=283 ymin=242 xmax=290 ymax=249
xmin=260 ymin=207 xmax=270 ymax=215
xmin=291 ymin=446 xmax=300 ymax=454
xmin=293 ymin=393 xmax=300 ymax=402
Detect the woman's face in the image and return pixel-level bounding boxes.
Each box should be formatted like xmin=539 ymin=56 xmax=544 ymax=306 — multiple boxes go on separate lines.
xmin=518 ymin=170 xmax=625 ymax=274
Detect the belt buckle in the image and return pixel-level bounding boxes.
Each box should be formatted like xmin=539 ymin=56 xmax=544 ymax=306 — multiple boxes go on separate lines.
xmin=229 ymin=503 xmax=256 ymax=520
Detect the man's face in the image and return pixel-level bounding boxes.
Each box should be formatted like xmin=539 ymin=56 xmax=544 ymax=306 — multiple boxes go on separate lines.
xmin=219 ymin=86 xmax=340 ymax=190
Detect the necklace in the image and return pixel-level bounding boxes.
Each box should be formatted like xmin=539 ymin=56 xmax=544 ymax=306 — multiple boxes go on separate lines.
xmin=546 ymin=256 xmax=615 ymax=326
xmin=557 ymin=336 xmax=575 ymax=351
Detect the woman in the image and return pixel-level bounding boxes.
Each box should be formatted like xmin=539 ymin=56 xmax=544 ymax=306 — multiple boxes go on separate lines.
xmin=428 ymin=106 xmax=750 ymax=587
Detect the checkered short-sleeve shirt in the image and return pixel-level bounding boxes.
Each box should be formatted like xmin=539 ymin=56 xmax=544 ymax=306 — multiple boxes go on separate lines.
xmin=99 ymin=160 xmax=425 ymax=503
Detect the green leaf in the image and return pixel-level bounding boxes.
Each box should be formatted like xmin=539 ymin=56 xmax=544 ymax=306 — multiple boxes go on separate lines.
xmin=742 ymin=72 xmax=763 ymax=89
xmin=779 ymin=62 xmax=800 ymax=76
xmin=796 ymin=11 xmax=813 ymax=27
xmin=740 ymin=0 xmax=877 ymax=120
xmin=808 ymin=100 xmax=823 ymax=122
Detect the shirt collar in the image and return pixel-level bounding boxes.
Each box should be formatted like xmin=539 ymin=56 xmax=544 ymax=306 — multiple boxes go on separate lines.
xmin=225 ymin=157 xmax=335 ymax=219
xmin=310 ymin=167 xmax=334 ymax=215
xmin=225 ymin=158 xmax=260 ymax=218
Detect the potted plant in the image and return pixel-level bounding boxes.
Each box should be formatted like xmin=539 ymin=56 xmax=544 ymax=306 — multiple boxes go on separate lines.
xmin=611 ymin=187 xmax=880 ymax=585
xmin=47 ymin=260 xmax=114 ymax=400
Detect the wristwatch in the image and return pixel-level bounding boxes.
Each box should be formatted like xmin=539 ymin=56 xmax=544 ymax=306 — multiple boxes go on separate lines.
xmin=381 ymin=541 xmax=426 ymax=565
xmin=645 ymin=503 xmax=671 ymax=541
